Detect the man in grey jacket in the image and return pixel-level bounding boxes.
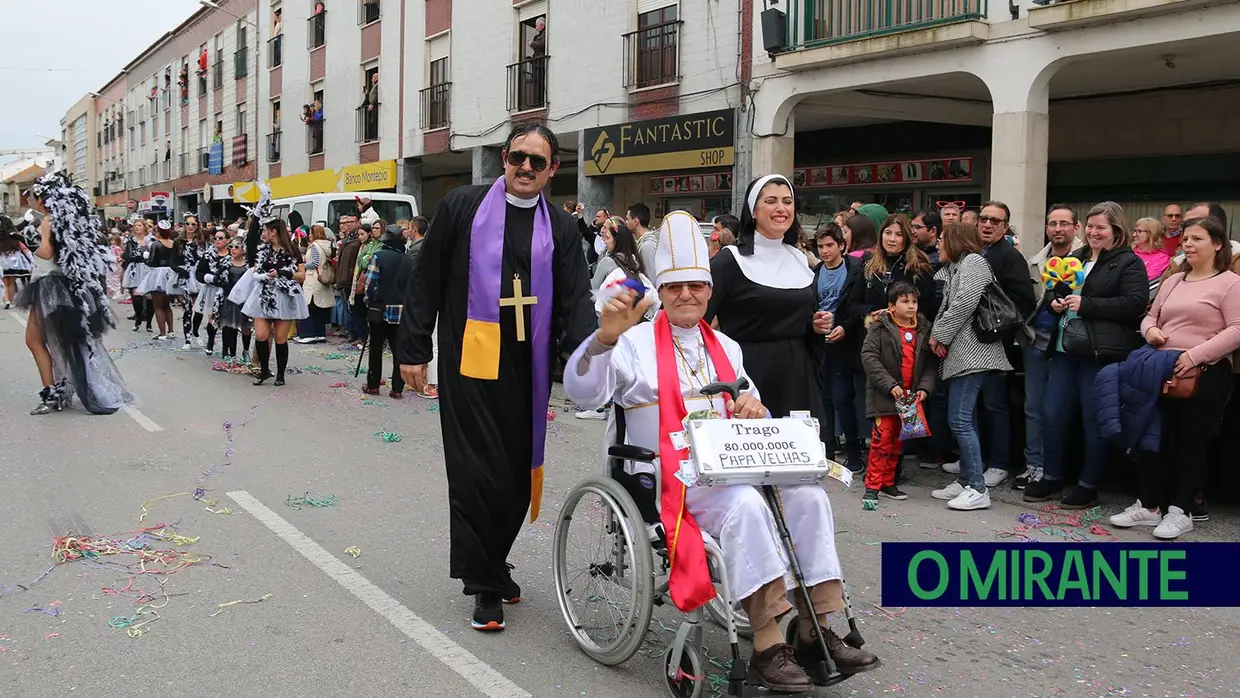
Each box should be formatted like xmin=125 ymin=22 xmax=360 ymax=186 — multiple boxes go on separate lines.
xmin=405 ymin=216 xmax=428 ymax=265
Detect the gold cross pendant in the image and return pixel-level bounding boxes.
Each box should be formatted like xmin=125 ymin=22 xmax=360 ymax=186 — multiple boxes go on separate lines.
xmin=498 ymin=274 xmax=539 ymax=341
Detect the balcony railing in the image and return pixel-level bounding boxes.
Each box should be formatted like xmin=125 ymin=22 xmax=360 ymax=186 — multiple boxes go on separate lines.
xmin=308 ymin=12 xmax=327 ymax=49
xmin=506 ymin=55 xmax=548 ymax=112
xmin=784 ymin=0 xmax=987 ymax=49
xmin=268 ymin=35 xmax=283 ymax=68
xmin=419 ymin=83 xmax=451 ymax=130
xmin=213 ymin=60 xmax=224 ymax=89
xmin=306 ymin=120 xmax=325 ymax=155
xmin=268 ymin=131 xmax=281 ymax=162
xmin=235 ymin=48 xmax=248 ymax=78
xmin=622 ymin=21 xmax=682 ymax=89
xmin=359 ymin=0 xmax=380 ymax=24
xmin=356 ymin=104 xmax=380 ymax=143
xmin=199 ymin=149 xmax=210 ymax=172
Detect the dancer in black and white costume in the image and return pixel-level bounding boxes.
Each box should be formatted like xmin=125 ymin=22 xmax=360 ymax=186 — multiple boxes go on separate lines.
xmin=122 ymin=220 xmax=154 ymax=332
xmin=16 ymin=171 xmax=135 ymax=415
xmin=1 ymin=215 xmax=35 ymax=309
xmin=135 ymin=219 xmax=186 ymax=339
xmin=228 ymin=185 xmax=308 ymax=385
xmin=179 ymin=216 xmax=207 ymax=349
xmin=194 ymin=226 xmax=231 ymax=355
xmin=214 ymin=235 xmax=253 ymax=361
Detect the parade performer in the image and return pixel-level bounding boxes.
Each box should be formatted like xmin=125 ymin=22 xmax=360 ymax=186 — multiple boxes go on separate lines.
xmin=135 ymin=219 xmax=186 ymax=339
xmin=395 ymin=124 xmax=595 ymax=631
xmin=122 ymin=219 xmax=153 ymax=332
xmin=1 ymin=215 xmax=35 ymax=309
xmin=180 ymin=215 xmax=207 ymax=348
xmin=214 ymin=236 xmax=253 ymax=360
xmin=16 ymin=171 xmax=135 ymax=415
xmin=194 ymin=226 xmax=231 ymax=354
xmin=563 ymin=212 xmax=879 ymax=691
xmin=228 ymin=183 xmax=308 ymax=386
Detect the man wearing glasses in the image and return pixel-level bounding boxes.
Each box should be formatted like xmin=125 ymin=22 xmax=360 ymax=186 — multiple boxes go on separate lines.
xmin=396 ymin=124 xmax=596 ymax=632
xmin=955 ymin=201 xmax=1036 ymax=489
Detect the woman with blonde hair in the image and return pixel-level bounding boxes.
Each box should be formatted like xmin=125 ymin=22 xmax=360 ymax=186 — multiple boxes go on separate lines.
xmin=1024 ymin=201 xmax=1147 ymax=509
xmin=1132 ymin=216 xmax=1171 ymax=281
xmin=295 ymin=223 xmax=334 ymax=344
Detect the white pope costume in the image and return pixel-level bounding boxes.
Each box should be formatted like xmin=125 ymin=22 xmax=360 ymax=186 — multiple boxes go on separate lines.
xmin=562 ymin=211 xmax=843 ymax=606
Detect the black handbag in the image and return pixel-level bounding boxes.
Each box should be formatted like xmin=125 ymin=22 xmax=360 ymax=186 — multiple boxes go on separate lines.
xmin=1060 ymin=317 xmax=1092 ymax=356
xmin=972 ymin=282 xmax=1023 ymax=343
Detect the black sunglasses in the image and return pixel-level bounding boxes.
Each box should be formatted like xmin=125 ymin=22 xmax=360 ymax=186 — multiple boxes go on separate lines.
xmin=505 ymin=150 xmax=549 ymax=172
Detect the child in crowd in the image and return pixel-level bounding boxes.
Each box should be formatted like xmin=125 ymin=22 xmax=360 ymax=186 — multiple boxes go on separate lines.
xmin=859 ymin=282 xmax=937 ymax=506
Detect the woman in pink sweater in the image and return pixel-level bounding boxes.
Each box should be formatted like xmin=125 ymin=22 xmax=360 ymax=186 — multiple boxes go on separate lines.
xmin=1109 ymin=216 xmax=1240 ymax=540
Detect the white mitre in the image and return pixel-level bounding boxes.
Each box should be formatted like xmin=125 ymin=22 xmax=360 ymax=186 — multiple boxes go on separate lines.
xmin=654 ymin=211 xmax=711 ymax=287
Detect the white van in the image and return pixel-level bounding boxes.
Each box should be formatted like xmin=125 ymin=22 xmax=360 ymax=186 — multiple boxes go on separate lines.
xmin=269 ymin=192 xmax=419 ymax=236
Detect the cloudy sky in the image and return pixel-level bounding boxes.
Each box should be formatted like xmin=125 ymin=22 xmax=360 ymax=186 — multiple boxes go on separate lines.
xmin=0 ymin=0 xmax=202 ymax=154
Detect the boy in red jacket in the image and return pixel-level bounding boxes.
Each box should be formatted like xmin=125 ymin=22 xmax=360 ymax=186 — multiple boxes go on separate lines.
xmin=859 ymin=282 xmax=937 ymax=506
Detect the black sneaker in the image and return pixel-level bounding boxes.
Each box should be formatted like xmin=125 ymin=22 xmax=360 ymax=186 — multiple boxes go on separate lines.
xmin=1022 ymin=478 xmax=1062 ymax=503
xmin=879 ymin=485 xmax=908 ymax=500
xmin=471 ymin=593 xmax=504 ymax=631
xmin=502 ymin=562 xmax=521 ymax=604
xmin=862 ymin=488 xmax=878 ymax=503
xmin=1191 ymin=500 xmax=1209 ymax=523
xmin=1059 ymin=485 xmax=1098 ymax=510
xmin=1013 ymin=466 xmax=1041 ymax=491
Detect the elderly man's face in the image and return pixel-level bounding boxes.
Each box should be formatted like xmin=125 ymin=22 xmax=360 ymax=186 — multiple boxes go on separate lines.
xmin=658 ymin=281 xmax=711 ymax=328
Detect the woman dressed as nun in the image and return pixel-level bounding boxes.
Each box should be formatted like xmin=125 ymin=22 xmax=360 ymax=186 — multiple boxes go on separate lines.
xmin=16 ymin=171 xmax=135 ymax=415
xmin=193 ymin=226 xmax=231 ymax=355
xmin=229 ymin=184 xmax=308 ymax=385
xmin=135 ymin=219 xmax=186 ymax=339
xmin=122 ymin=219 xmax=153 ymax=332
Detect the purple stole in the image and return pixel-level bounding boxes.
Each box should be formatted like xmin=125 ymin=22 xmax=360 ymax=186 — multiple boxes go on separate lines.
xmin=460 ymin=177 xmax=554 ymax=522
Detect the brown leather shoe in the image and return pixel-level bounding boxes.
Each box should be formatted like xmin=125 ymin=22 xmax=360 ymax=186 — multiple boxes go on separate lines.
xmin=747 ymin=643 xmax=813 ymax=693
xmin=821 ymin=627 xmax=881 ymax=675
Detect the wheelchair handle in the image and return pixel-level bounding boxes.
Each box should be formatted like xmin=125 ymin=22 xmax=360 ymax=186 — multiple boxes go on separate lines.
xmin=699 ymin=377 xmax=750 ymax=403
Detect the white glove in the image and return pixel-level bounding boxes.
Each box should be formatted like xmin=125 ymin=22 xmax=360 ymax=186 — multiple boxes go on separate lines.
xmin=204 ymin=273 xmax=215 ymax=283
xmin=142 ymin=250 xmax=150 ymax=260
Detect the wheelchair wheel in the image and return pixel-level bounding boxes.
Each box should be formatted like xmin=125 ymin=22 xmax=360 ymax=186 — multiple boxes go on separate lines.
xmin=662 ymin=643 xmax=705 ymax=698
xmin=553 ymin=476 xmax=654 ymax=666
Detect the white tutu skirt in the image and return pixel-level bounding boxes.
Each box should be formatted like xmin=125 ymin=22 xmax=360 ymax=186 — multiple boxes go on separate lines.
xmin=123 ymin=262 xmax=149 ymax=289
xmin=136 ymin=267 xmax=184 ymax=295
xmin=232 ymin=269 xmax=310 ymax=320
xmin=216 ymin=298 xmax=252 ymax=330
xmin=14 ymin=273 xmax=136 ymax=415
xmin=194 ymin=285 xmax=222 ymax=315
xmin=182 ymin=275 xmax=202 ymax=295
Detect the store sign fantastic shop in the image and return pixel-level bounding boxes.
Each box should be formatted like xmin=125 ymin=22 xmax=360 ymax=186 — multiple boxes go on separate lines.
xmin=584 ymin=109 xmax=735 ymax=176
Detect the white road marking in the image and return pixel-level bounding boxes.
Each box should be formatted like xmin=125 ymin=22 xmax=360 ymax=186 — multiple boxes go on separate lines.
xmin=7 ymin=310 xmax=26 ymax=328
xmin=225 ymin=490 xmax=532 ymax=698
xmin=121 ymin=405 xmax=164 ymax=432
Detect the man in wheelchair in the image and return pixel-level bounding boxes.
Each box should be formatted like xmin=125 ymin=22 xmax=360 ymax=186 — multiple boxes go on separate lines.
xmin=564 ymin=212 xmax=879 ymax=693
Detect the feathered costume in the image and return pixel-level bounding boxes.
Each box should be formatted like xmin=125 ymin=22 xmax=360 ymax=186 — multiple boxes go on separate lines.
xmin=227 ymin=182 xmax=309 ymax=321
xmin=15 ymin=171 xmax=135 ymax=415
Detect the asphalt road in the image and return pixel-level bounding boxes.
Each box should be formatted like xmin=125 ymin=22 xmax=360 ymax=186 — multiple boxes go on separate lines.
xmin=1 ymin=301 xmax=1237 ymax=698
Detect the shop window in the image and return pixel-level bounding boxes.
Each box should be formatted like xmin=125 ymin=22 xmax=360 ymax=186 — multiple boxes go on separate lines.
xmin=625 ymin=5 xmax=680 ymax=89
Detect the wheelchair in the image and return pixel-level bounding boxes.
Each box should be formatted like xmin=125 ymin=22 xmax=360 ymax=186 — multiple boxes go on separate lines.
xmin=551 ymin=379 xmax=866 ymax=697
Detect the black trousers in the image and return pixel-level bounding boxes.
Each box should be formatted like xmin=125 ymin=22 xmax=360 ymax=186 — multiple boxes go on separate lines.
xmin=367 ymin=321 xmax=405 ymax=392
xmin=1137 ymin=362 xmax=1234 ymax=512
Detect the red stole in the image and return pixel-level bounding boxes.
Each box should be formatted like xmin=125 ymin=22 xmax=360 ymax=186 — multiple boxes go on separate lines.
xmin=654 ymin=313 xmax=737 ymax=612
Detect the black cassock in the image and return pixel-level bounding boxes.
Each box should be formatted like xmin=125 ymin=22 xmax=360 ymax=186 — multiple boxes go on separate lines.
xmin=397 ymin=184 xmax=596 ymax=595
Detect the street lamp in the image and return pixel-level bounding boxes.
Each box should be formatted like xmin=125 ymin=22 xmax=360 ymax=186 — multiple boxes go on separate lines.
xmin=199 ymin=0 xmax=261 ymax=182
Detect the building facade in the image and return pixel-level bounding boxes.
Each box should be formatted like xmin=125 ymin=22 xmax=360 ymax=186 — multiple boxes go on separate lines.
xmin=59 ymin=95 xmax=98 ymax=197
xmin=68 ymin=0 xmax=1240 ymax=243
xmin=91 ymin=0 xmax=259 ymax=222
xmin=748 ymin=0 xmax=1240 ymax=250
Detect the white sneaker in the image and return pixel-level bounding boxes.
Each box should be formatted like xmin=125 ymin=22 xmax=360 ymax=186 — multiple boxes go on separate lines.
xmin=574 ymin=409 xmax=607 ymax=421
xmin=181 ymin=341 xmax=193 ymax=351
xmin=1153 ymin=506 xmax=1193 ymax=540
xmin=932 ymin=481 xmax=965 ymax=500
xmin=947 ymin=486 xmax=991 ymax=511
xmin=983 ymin=468 xmax=1008 ymax=487
xmin=1109 ymin=500 xmax=1163 ymax=528
xmin=941 ymin=460 xmax=961 ymax=474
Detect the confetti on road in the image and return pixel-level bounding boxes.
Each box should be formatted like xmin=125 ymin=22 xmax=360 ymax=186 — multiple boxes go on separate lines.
xmin=285 ymin=492 xmax=339 ymax=510
xmin=373 ymin=431 xmax=402 ymax=443
xmin=344 ymin=546 xmax=362 ymax=558
xmin=209 ymin=593 xmax=273 ymax=617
